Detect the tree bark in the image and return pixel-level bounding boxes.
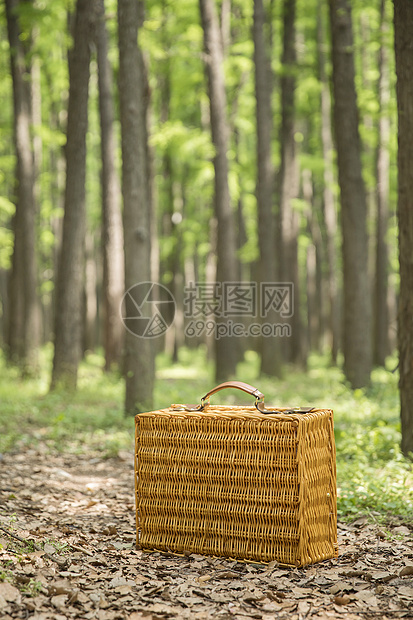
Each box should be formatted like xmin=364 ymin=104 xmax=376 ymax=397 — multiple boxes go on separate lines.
xmin=118 ymin=0 xmax=154 ymax=414
xmin=394 ymin=0 xmax=413 ymax=458
xmin=329 ymin=0 xmax=371 ymax=389
xmin=158 ymin=3 xmax=183 ymax=362
xmin=96 ymin=0 xmax=125 ymax=371
xmin=317 ymin=0 xmax=339 ymax=364
xmin=5 ymin=0 xmax=39 ymax=372
xmin=199 ymin=0 xmax=239 ymax=382
xmin=303 ymin=170 xmax=324 ymax=353
xmin=278 ymin=0 xmax=304 ymax=366
xmin=253 ymin=0 xmax=282 ymax=377
xmin=51 ymin=0 xmax=95 ymax=390
xmin=373 ymin=0 xmax=390 ymax=367
xmin=83 ymin=232 xmax=97 ymax=352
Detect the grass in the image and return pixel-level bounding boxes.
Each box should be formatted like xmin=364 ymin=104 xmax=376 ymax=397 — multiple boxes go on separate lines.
xmin=0 ymin=345 xmax=412 ymax=522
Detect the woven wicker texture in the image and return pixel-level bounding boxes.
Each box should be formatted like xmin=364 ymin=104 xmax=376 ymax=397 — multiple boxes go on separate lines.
xmin=135 ymin=405 xmax=337 ymax=567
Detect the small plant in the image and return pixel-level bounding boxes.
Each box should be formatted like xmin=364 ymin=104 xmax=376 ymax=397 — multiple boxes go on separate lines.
xmin=42 ymin=539 xmax=70 ymax=555
xmin=0 ymin=567 xmax=14 ymax=583
xmin=21 ymin=578 xmax=43 ymax=597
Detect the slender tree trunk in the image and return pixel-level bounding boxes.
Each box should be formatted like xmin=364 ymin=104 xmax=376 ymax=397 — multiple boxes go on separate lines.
xmin=83 ymin=232 xmax=97 ymax=352
xmin=317 ymin=0 xmax=339 ymax=364
xmin=303 ymin=170 xmax=323 ymax=353
xmin=394 ymin=0 xmax=413 ymax=458
xmin=253 ymin=0 xmax=282 ymax=377
xmin=118 ymin=0 xmax=154 ymax=414
xmin=5 ymin=0 xmax=39 ymax=372
xmin=220 ymin=0 xmax=231 ymax=53
xmin=0 ymin=269 xmax=8 ymax=347
xmin=51 ymin=0 xmax=95 ymax=390
xmin=199 ymin=0 xmax=239 ymax=382
xmin=278 ymin=0 xmax=304 ymax=366
xmin=373 ymin=0 xmax=390 ymax=367
xmin=96 ymin=0 xmax=124 ymax=371
xmin=31 ymin=46 xmax=42 ymax=208
xmin=158 ymin=6 xmax=182 ymax=362
xmin=329 ymin=0 xmax=371 ymax=389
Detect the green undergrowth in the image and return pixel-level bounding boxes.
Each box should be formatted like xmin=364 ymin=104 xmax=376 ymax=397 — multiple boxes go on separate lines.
xmin=0 ymin=346 xmax=412 ymax=523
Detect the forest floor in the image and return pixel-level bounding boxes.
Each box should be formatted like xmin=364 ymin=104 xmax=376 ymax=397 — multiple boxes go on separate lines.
xmin=0 ymin=444 xmax=412 ymax=620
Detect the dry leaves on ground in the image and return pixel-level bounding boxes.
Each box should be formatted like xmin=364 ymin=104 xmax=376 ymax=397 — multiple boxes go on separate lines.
xmin=0 ymin=445 xmax=412 ymax=620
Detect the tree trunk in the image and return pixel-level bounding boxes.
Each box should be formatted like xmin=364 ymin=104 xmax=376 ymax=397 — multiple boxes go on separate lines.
xmin=118 ymin=0 xmax=154 ymax=414
xmin=329 ymin=0 xmax=371 ymax=389
xmin=220 ymin=0 xmax=231 ymax=53
xmin=96 ymin=0 xmax=125 ymax=371
xmin=253 ymin=0 xmax=282 ymax=377
xmin=199 ymin=0 xmax=239 ymax=382
xmin=278 ymin=0 xmax=304 ymax=366
xmin=158 ymin=6 xmax=183 ymax=362
xmin=5 ymin=0 xmax=39 ymax=372
xmin=394 ymin=0 xmax=413 ymax=458
xmin=303 ymin=170 xmax=323 ymax=353
xmin=51 ymin=0 xmax=95 ymax=390
xmin=0 ymin=269 xmax=8 ymax=347
xmin=373 ymin=0 xmax=390 ymax=368
xmin=317 ymin=0 xmax=339 ymax=364
xmin=83 ymin=232 xmax=97 ymax=352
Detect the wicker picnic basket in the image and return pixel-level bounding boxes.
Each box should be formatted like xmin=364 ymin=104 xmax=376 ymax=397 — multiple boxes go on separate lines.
xmin=134 ymin=381 xmax=338 ymax=567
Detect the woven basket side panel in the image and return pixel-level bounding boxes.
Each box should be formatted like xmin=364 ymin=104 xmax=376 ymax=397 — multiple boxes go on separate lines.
xmin=136 ymin=413 xmax=301 ymax=565
xmin=296 ymin=411 xmax=337 ymax=566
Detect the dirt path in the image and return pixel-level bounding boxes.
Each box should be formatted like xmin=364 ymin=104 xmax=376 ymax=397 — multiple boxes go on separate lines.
xmin=0 ymin=445 xmax=412 ymax=619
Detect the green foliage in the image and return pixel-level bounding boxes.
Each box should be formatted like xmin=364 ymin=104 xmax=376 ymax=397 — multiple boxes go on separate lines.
xmin=0 ymin=196 xmax=14 ymax=270
xmin=20 ymin=578 xmax=43 ymax=597
xmin=0 ymin=347 xmax=129 ymax=456
xmin=0 ymin=567 xmax=14 ymax=583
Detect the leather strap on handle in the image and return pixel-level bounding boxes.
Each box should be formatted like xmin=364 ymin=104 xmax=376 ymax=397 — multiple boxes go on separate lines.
xmin=201 ymin=381 xmax=264 ymax=404
xmin=171 ymin=380 xmax=314 ymax=415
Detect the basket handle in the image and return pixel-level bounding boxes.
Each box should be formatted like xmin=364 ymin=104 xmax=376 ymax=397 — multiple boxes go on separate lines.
xmin=201 ymin=381 xmax=264 ymax=404
xmin=173 ymin=381 xmax=314 ymax=415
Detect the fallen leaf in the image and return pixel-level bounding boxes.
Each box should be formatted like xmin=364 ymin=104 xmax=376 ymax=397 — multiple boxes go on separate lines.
xmin=0 ymin=582 xmax=21 ymax=603
xmin=297 ymin=600 xmax=311 ymax=614
xmin=43 ymin=543 xmax=56 ymax=555
xmin=51 ymin=594 xmax=68 ymax=608
xmin=330 ymin=581 xmax=353 ymax=594
xmin=400 ymin=565 xmax=413 ymax=577
xmin=55 ymin=469 xmax=72 ymax=479
xmin=392 ymin=526 xmax=411 ymax=537
xmin=85 ymin=482 xmax=100 ymax=493
xmin=341 ymin=570 xmax=365 ymax=578
xmin=135 ymin=574 xmax=148 ymax=585
xmin=116 ymin=584 xmax=133 ymax=595
xmin=198 ymin=574 xmax=211 ymax=583
xmin=290 ymin=586 xmax=314 ymax=599
xmin=398 ymin=586 xmax=413 ymax=598
xmin=371 ymin=571 xmax=396 ymax=582
xmin=215 ymin=570 xmax=242 ymax=579
xmin=109 ymin=576 xmax=133 ymax=588
xmin=354 ymin=590 xmax=377 ymax=605
xmin=352 ymin=517 xmax=369 ymax=527
xmin=77 ymin=591 xmax=89 ymax=604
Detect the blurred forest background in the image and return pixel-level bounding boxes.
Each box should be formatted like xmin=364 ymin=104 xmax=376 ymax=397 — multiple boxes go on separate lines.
xmin=0 ymin=0 xmax=412 ymax=492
